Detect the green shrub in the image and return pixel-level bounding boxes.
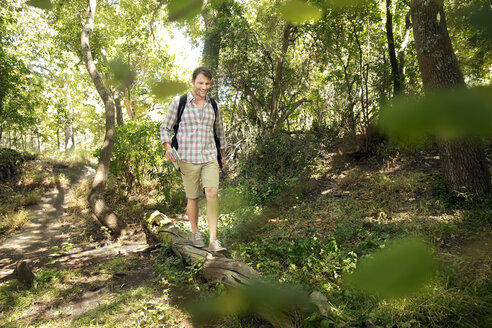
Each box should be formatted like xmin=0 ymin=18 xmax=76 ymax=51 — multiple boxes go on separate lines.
xmin=238 ymin=132 xmax=319 ymax=204
xmin=0 ymin=148 xmax=34 ymax=180
xmin=94 ymin=120 xmax=183 ymax=209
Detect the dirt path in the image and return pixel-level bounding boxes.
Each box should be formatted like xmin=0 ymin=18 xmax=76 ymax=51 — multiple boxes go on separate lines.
xmin=0 ymin=164 xmax=193 ymax=327
xmin=0 ymin=165 xmax=94 ymax=280
xmin=0 ymin=164 xmax=150 ymax=281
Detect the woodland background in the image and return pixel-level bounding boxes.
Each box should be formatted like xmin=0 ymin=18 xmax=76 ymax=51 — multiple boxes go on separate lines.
xmin=0 ymin=0 xmax=491 ymax=327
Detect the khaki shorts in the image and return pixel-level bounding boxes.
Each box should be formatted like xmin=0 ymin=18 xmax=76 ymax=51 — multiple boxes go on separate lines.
xmin=178 ymin=160 xmax=220 ymax=199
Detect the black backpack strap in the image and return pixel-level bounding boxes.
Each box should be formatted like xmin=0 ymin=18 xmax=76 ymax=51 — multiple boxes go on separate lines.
xmin=171 ymin=94 xmax=188 ymax=150
xmin=210 ymin=98 xmax=223 ymax=171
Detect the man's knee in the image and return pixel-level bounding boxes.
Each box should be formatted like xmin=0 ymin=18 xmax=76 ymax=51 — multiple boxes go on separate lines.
xmin=204 ymin=187 xmax=218 ymax=199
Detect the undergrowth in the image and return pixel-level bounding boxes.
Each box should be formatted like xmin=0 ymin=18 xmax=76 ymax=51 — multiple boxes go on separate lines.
xmin=204 ymin=142 xmax=492 ymax=327
xmin=0 ymin=153 xmax=72 ymax=235
xmin=3 ymin=131 xmax=490 ymax=327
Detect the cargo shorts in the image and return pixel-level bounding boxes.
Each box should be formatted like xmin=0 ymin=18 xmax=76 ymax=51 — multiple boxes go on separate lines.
xmin=178 ymin=160 xmax=220 ymax=199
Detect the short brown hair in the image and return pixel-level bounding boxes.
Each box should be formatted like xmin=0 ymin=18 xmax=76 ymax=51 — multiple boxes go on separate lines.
xmin=192 ymin=67 xmax=212 ymax=80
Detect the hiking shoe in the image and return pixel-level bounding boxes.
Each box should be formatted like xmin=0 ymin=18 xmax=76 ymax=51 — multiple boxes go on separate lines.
xmin=191 ymin=231 xmax=205 ymax=247
xmin=209 ymin=239 xmax=226 ymax=252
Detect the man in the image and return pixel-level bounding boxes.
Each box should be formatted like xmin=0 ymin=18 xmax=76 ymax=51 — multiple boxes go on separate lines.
xmin=160 ymin=67 xmax=227 ymax=251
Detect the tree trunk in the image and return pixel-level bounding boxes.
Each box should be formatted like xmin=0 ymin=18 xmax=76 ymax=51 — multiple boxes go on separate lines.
xmin=146 ymin=211 xmax=296 ymax=328
xmin=386 ymin=0 xmax=402 ymax=94
xmin=56 ymin=128 xmax=60 ymax=151
xmin=410 ymin=0 xmax=491 ymax=193
xmin=112 ymin=87 xmax=124 ymax=126
xmin=64 ymin=125 xmax=72 ymax=150
xmin=397 ymin=11 xmax=412 ymax=83
xmin=65 ymin=76 xmax=75 ymax=150
xmin=202 ymin=0 xmax=221 ymax=100
xmin=81 ymin=0 xmax=126 ymax=235
xmin=124 ymin=87 xmax=134 ymax=120
xmin=37 ymin=130 xmax=40 ymax=152
xmin=271 ymin=23 xmax=292 ymax=131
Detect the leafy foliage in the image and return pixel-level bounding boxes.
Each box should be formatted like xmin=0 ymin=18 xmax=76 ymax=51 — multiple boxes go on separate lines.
xmin=166 ymin=0 xmax=202 ymax=22
xmin=346 ymin=238 xmax=435 ymax=298
xmin=380 ymin=87 xmax=492 ymax=143
xmin=280 ymin=0 xmax=322 ymax=24
xmin=151 ymin=80 xmax=188 ymax=100
xmin=238 ymin=132 xmax=319 ymax=204
xmin=104 ymin=120 xmax=185 ymax=209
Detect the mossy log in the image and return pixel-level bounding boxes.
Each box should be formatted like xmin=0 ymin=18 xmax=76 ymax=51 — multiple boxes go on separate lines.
xmin=146 ymin=211 xmax=296 ymax=328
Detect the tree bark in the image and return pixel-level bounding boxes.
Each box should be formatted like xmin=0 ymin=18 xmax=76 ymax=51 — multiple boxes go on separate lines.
xmin=81 ymin=0 xmax=126 ymax=235
xmin=64 ymin=76 xmax=75 ymax=150
xmin=271 ymin=23 xmax=293 ymax=131
xmin=202 ymin=0 xmax=221 ymax=100
xmin=112 ymin=87 xmax=124 ymax=126
xmin=386 ymin=0 xmax=402 ymax=94
xmin=146 ymin=211 xmax=296 ymax=328
xmin=410 ymin=0 xmax=491 ymax=193
xmin=397 ymin=11 xmax=412 ymax=82
xmin=124 ymin=87 xmax=134 ymax=120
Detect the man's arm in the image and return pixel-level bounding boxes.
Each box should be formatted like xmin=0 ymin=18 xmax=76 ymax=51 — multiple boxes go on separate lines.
xmin=215 ymin=103 xmax=227 ymax=169
xmin=161 ymin=97 xmax=179 ymax=162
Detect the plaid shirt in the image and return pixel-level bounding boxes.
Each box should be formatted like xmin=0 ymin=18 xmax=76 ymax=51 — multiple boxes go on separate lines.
xmin=160 ymin=92 xmax=226 ymax=164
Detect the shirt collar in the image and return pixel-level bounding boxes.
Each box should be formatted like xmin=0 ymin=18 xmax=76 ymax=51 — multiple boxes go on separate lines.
xmin=188 ymin=91 xmax=210 ymax=104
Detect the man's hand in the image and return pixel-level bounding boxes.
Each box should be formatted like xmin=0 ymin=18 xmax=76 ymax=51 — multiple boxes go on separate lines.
xmin=163 ymin=143 xmax=176 ymax=163
xmin=165 ymin=148 xmax=176 ymax=163
xmin=220 ymin=149 xmax=226 ymax=170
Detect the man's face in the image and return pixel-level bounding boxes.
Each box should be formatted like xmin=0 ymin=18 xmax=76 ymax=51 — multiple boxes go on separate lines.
xmin=192 ymin=73 xmax=211 ymax=99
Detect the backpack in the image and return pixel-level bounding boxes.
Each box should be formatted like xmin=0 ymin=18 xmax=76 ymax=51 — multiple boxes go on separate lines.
xmin=171 ymin=94 xmax=223 ymax=171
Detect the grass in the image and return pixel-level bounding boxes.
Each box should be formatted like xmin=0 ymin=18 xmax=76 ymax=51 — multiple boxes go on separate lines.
xmin=0 ymin=208 xmax=29 ymax=233
xmin=1 ymin=145 xmax=490 ymax=327
xmin=0 ymin=253 xmax=189 ymax=327
xmin=208 ymin=151 xmax=492 ymax=327
xmin=0 ymin=155 xmax=77 ymax=235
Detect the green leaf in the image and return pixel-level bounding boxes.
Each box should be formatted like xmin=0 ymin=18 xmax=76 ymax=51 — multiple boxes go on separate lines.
xmin=26 ymin=0 xmax=53 ymax=10
xmin=210 ymin=0 xmax=228 ymax=7
xmin=380 ymin=87 xmax=492 ymax=143
xmin=321 ymin=0 xmax=368 ymax=9
xmin=108 ymin=59 xmax=134 ymax=88
xmin=167 ymin=0 xmax=202 ymax=22
xmin=346 ymin=238 xmax=434 ymax=298
xmin=469 ymin=6 xmax=492 ymax=39
xmin=280 ymin=0 xmax=322 ymax=25
xmin=151 ymin=80 xmax=188 ymax=100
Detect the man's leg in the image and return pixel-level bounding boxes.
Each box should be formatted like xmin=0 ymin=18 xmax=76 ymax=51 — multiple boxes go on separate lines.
xmin=179 ymin=162 xmax=201 ymax=233
xmin=187 ymin=198 xmax=199 ymax=233
xmin=204 ymin=187 xmax=218 ymax=241
xmin=201 ymin=160 xmax=220 ymax=242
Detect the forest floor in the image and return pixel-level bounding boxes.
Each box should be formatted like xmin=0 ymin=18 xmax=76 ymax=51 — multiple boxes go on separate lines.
xmin=0 ymin=160 xmax=192 ymax=327
xmin=0 ymin=145 xmax=491 ymax=327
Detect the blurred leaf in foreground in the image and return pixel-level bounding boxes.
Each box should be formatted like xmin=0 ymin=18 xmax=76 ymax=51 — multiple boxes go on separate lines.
xmin=280 ymin=0 xmax=322 ymax=25
xmin=468 ymin=5 xmax=492 ymax=39
xmin=151 ymin=80 xmax=188 ymax=100
xmin=320 ymin=0 xmax=368 ymax=9
xmin=26 ymin=0 xmax=53 ymax=10
xmin=345 ymin=238 xmax=435 ymax=298
xmin=108 ymin=59 xmax=134 ymax=88
xmin=379 ymin=87 xmax=492 ymax=143
xmin=190 ymin=282 xmax=316 ymax=326
xmin=167 ymin=0 xmax=202 ymax=22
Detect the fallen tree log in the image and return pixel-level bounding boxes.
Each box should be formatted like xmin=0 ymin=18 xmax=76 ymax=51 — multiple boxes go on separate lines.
xmin=145 ymin=211 xmax=298 ymax=327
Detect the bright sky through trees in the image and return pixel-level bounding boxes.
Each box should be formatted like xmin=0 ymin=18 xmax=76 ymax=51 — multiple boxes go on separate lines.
xmin=148 ymin=26 xmax=202 ymax=121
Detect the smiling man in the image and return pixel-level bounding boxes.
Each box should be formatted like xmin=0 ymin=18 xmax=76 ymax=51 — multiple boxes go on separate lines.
xmin=160 ymin=67 xmax=227 ymax=251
